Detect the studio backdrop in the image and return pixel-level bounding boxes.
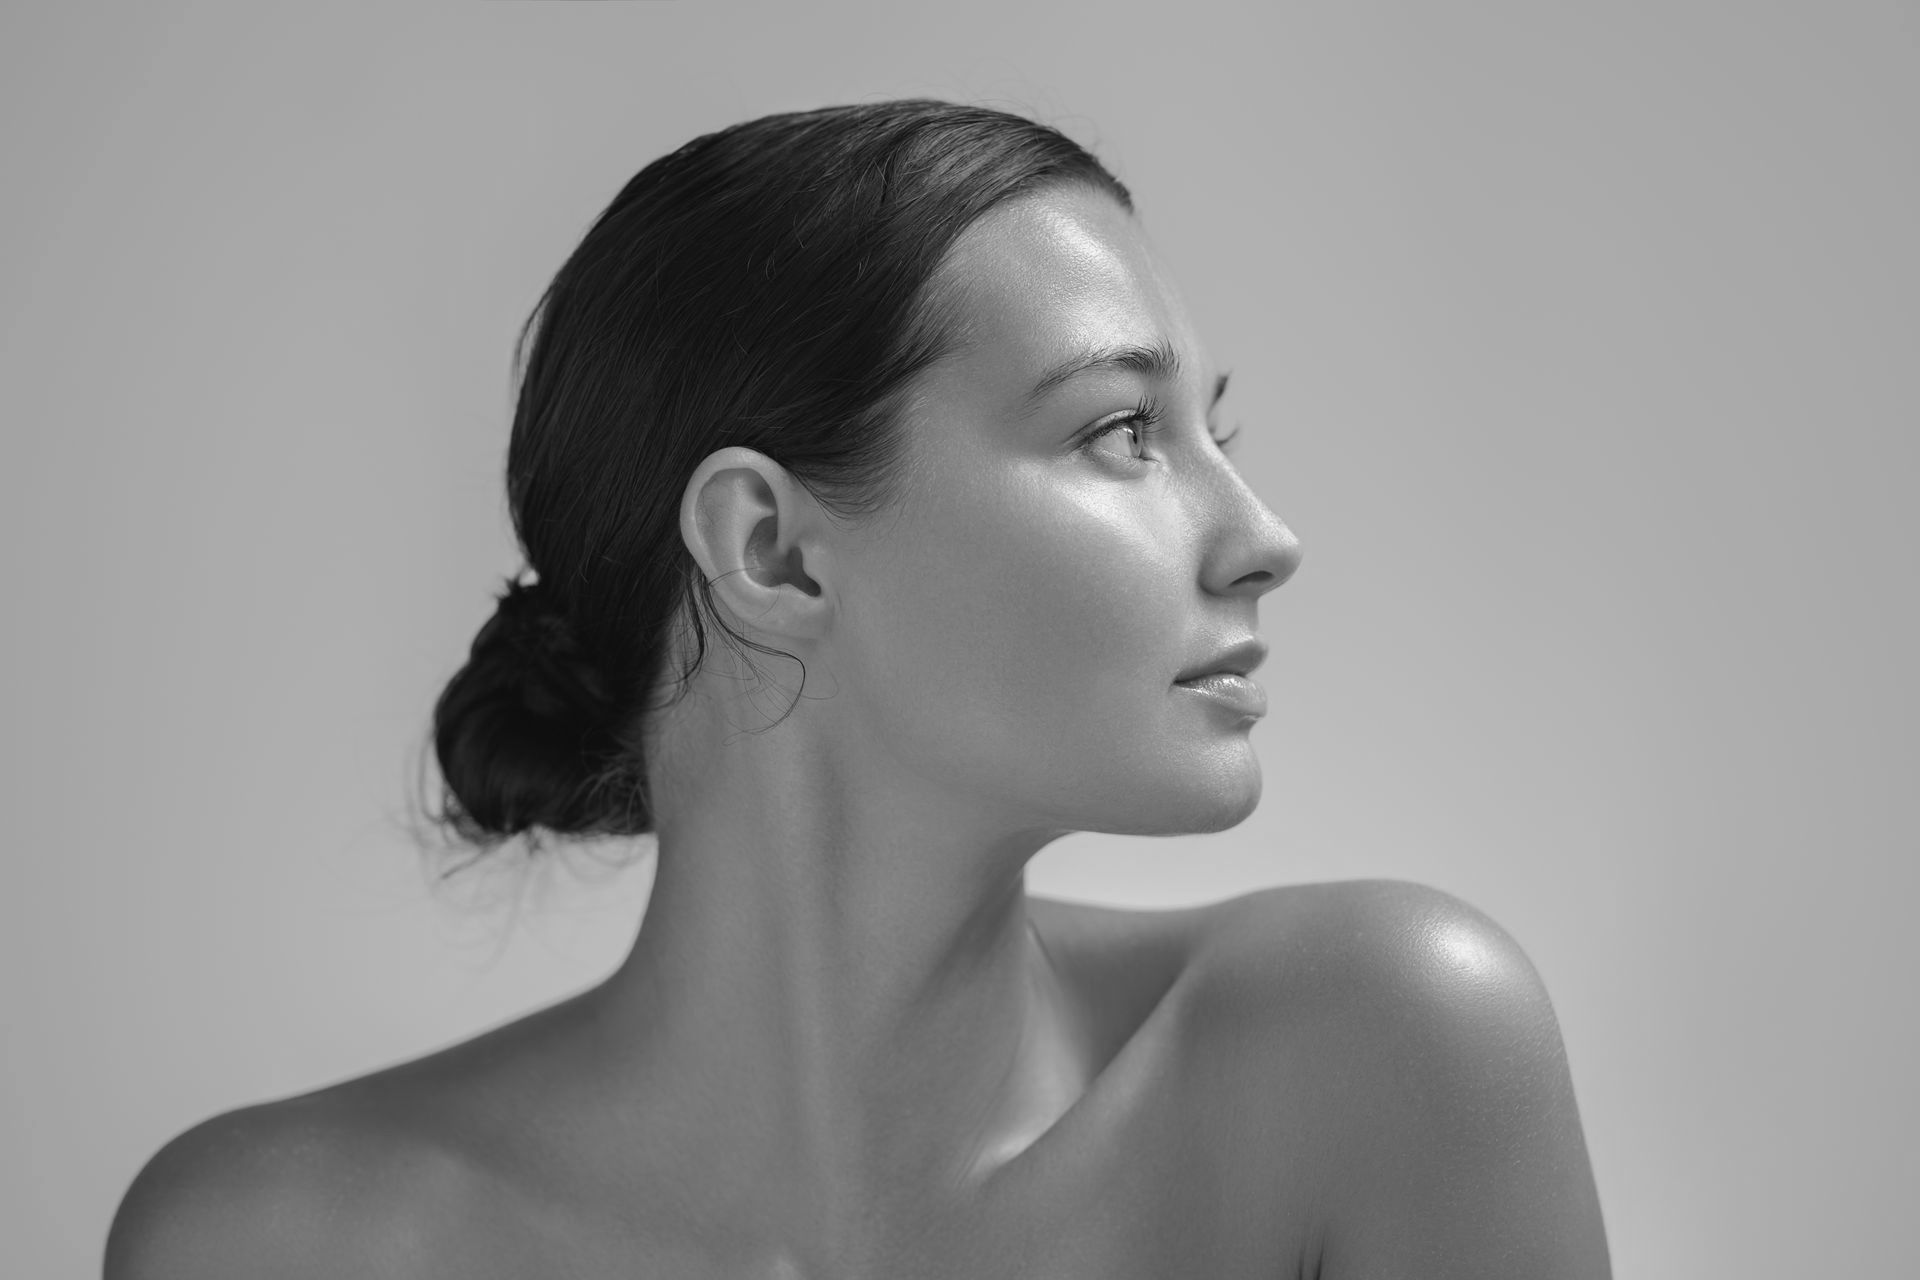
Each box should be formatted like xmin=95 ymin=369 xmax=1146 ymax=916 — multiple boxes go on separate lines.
xmin=2 ymin=3 xmax=1914 ymax=1277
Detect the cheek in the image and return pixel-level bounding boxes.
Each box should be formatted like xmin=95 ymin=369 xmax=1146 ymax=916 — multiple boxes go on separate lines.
xmin=839 ymin=469 xmax=1225 ymax=807
xmin=881 ymin=469 xmax=1178 ymax=684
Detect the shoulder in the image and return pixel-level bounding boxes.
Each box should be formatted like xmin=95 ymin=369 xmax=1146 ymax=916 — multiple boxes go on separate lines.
xmin=104 ymin=1090 xmax=512 ymax=1280
xmin=1180 ymin=878 xmax=1568 ymax=1125
xmin=1194 ymin=878 xmax=1550 ymax=1026
xmin=1186 ymin=880 xmax=1612 ymax=1278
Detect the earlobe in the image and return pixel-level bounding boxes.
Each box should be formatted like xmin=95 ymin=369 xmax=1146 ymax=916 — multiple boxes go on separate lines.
xmin=679 ymin=448 xmax=828 ymax=639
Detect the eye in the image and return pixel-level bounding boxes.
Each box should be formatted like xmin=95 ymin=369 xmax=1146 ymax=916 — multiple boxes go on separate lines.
xmin=1079 ymin=397 xmax=1164 ymax=465
xmin=1210 ymin=424 xmax=1242 ymax=455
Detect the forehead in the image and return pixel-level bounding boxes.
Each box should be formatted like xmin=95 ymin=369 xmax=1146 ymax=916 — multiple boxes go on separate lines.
xmin=921 ymin=185 xmax=1201 ymax=408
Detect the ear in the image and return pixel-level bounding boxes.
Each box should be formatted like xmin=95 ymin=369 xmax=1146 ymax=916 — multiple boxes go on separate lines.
xmin=678 ymin=447 xmax=832 ymax=643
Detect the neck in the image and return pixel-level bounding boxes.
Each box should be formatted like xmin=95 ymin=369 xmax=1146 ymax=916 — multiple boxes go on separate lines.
xmin=582 ymin=690 xmax=1095 ymax=1248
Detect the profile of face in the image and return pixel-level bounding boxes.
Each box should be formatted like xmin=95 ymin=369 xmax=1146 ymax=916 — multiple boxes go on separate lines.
xmin=742 ymin=183 xmax=1303 ymax=842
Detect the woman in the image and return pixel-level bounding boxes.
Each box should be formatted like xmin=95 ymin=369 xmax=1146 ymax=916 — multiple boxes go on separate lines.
xmin=107 ymin=100 xmax=1610 ymax=1278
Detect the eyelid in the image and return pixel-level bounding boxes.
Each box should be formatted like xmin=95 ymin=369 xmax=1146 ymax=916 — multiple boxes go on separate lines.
xmin=1076 ymin=396 xmax=1163 ymax=463
xmin=1076 ymin=398 xmax=1244 ymax=468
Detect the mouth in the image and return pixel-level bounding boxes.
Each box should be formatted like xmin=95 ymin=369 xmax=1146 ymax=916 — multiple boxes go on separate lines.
xmin=1172 ymin=637 xmax=1268 ymax=685
xmin=1173 ymin=671 xmax=1268 ymax=719
xmin=1172 ymin=636 xmax=1270 ymax=719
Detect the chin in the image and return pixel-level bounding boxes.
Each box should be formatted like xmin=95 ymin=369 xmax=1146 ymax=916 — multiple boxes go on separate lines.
xmin=1179 ymin=779 xmax=1264 ymax=834
xmin=1090 ymin=762 xmax=1264 ymax=837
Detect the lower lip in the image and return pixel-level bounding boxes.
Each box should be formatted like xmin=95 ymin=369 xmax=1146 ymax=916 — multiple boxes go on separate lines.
xmin=1173 ymin=673 xmax=1267 ymax=719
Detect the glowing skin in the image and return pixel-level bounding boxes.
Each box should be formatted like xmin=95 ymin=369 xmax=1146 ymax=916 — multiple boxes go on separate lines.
xmin=105 ymin=183 xmax=1610 ymax=1280
xmin=808 ymin=184 xmax=1301 ymax=841
xmin=591 ymin=182 xmax=1301 ymax=1262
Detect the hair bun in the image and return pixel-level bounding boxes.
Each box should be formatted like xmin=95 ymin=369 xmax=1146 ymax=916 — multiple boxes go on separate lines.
xmin=431 ymin=574 xmax=642 ymax=841
xmin=484 ymin=577 xmax=615 ymax=724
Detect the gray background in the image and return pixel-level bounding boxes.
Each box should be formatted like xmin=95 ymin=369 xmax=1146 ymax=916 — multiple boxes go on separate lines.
xmin=3 ymin=3 xmax=1914 ymax=1276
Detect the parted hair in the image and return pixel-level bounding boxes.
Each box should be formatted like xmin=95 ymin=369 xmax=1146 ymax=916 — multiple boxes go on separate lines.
xmin=429 ymin=99 xmax=1132 ymax=850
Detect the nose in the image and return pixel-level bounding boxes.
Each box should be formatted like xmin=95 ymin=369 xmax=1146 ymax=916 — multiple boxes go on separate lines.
xmin=1198 ymin=465 xmax=1302 ymax=600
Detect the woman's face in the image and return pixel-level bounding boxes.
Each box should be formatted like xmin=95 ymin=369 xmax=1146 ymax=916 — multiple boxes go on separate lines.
xmin=823 ymin=183 xmax=1301 ymax=839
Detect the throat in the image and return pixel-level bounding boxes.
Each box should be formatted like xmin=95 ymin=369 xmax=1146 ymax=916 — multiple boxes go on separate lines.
xmin=593 ymin=860 xmax=1103 ymax=1216
xmin=952 ymin=924 xmax=1103 ymax=1186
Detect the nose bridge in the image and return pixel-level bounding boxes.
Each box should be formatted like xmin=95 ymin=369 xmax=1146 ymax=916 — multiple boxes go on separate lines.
xmin=1192 ymin=451 xmax=1301 ymax=598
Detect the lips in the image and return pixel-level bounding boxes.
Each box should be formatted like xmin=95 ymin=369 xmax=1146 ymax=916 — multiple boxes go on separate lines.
xmin=1173 ymin=638 xmax=1268 ymax=684
xmin=1172 ymin=637 xmax=1269 ymax=719
xmin=1173 ymin=670 xmax=1267 ymax=718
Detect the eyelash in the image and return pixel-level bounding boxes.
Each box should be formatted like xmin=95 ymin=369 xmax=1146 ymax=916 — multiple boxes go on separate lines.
xmin=1080 ymin=395 xmax=1241 ymax=463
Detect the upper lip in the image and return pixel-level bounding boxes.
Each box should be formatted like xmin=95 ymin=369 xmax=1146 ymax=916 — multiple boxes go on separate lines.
xmin=1174 ymin=638 xmax=1268 ymax=683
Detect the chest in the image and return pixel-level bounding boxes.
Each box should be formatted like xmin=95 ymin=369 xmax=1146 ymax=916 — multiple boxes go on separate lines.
xmin=478 ymin=1148 xmax=1273 ymax=1280
xmin=452 ymin=1013 xmax=1303 ymax=1280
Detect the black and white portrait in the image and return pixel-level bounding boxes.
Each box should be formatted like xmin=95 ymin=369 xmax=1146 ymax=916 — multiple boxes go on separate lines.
xmin=3 ymin=5 xmax=1913 ymax=1277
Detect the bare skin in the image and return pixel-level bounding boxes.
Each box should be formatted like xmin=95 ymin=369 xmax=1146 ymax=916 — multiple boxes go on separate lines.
xmin=106 ymin=186 xmax=1610 ymax=1278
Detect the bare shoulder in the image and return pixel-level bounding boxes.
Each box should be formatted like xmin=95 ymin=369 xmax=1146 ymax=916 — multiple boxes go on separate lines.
xmin=105 ymin=1092 xmax=479 ymax=1280
xmin=1186 ymin=879 xmax=1613 ymax=1279
xmin=103 ymin=1001 xmax=593 ymax=1280
xmin=1039 ymin=878 xmax=1559 ymax=1044
xmin=1192 ymin=878 xmax=1551 ymax=1017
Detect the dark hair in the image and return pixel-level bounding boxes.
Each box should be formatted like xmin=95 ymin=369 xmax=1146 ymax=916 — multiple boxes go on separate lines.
xmin=429 ymin=99 xmax=1132 ymax=851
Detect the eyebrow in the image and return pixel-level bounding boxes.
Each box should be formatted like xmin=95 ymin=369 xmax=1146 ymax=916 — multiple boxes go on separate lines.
xmin=1019 ymin=338 xmax=1231 ymax=415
